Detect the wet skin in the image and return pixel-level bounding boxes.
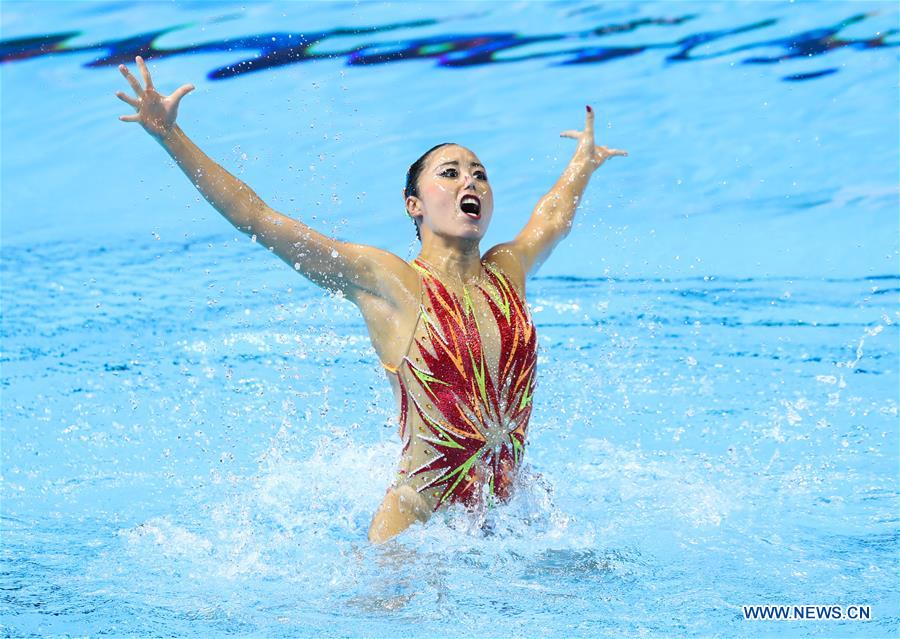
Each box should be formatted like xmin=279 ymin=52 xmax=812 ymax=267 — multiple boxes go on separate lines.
xmin=115 ymin=55 xmax=627 ymax=543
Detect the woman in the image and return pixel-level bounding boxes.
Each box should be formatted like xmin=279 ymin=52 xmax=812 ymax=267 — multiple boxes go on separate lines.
xmin=116 ymin=55 xmax=627 ymax=543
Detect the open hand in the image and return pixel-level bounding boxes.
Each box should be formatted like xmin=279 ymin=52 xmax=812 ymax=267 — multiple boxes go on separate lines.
xmin=116 ymin=55 xmax=194 ymax=139
xmin=560 ymin=105 xmax=628 ymax=171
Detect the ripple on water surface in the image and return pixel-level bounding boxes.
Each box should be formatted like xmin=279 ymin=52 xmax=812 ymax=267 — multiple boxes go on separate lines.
xmin=2 ymin=237 xmax=897 ymax=636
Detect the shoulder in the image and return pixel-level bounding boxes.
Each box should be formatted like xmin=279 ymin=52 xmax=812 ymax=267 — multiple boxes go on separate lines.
xmin=482 ymin=242 xmax=527 ymax=297
xmin=345 ymin=243 xmax=420 ymax=308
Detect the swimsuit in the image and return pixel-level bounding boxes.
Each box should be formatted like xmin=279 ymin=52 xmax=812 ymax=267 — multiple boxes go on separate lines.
xmin=381 ymin=257 xmax=538 ymax=511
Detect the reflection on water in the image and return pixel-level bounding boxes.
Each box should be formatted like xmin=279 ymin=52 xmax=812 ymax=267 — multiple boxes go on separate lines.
xmin=0 ymin=6 xmax=895 ymax=81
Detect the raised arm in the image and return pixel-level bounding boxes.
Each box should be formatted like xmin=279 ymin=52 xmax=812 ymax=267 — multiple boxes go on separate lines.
xmin=115 ymin=56 xmax=409 ymax=305
xmin=491 ymin=106 xmax=627 ymax=278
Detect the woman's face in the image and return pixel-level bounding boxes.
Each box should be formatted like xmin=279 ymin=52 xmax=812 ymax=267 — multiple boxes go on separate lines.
xmin=407 ymin=145 xmax=494 ymax=241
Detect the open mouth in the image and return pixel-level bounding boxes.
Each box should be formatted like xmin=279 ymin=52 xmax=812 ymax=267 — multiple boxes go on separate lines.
xmin=460 ymin=195 xmax=481 ymax=219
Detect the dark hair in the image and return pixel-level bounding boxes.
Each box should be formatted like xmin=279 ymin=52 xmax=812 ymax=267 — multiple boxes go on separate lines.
xmin=404 ymin=142 xmax=456 ymax=242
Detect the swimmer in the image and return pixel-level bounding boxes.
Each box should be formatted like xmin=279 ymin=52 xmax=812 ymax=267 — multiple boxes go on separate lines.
xmin=116 ymin=55 xmax=627 ymax=543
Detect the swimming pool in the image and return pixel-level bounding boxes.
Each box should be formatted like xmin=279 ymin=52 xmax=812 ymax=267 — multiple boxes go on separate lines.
xmin=2 ymin=1 xmax=898 ymax=636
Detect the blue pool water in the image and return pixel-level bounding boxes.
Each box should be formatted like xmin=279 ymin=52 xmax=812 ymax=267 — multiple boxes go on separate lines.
xmin=1 ymin=1 xmax=898 ymax=637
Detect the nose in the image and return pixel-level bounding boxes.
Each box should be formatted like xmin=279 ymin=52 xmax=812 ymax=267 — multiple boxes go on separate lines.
xmin=462 ymin=173 xmax=477 ymax=190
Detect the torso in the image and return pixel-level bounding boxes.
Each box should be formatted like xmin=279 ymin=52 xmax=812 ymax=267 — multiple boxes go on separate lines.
xmin=383 ymin=257 xmax=538 ymax=513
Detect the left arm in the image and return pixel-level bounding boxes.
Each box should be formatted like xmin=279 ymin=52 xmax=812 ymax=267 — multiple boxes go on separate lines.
xmin=488 ymin=106 xmax=627 ymax=278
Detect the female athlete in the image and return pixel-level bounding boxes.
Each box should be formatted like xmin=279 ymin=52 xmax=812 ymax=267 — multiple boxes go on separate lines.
xmin=116 ymin=55 xmax=627 ymax=543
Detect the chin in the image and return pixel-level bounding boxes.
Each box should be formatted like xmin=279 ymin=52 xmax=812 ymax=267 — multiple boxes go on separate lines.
xmin=431 ymin=213 xmax=491 ymax=241
xmin=434 ymin=227 xmax=485 ymax=243
xmin=459 ymin=225 xmax=488 ymax=240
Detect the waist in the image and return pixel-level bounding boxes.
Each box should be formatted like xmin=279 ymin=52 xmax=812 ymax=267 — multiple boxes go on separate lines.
xmin=396 ymin=425 xmax=528 ymax=513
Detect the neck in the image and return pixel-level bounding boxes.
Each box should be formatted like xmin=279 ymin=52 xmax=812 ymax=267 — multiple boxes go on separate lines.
xmin=416 ymin=236 xmax=483 ymax=282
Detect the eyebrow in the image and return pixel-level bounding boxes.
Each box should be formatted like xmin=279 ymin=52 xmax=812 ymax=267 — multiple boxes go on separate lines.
xmin=436 ymin=160 xmax=485 ymax=170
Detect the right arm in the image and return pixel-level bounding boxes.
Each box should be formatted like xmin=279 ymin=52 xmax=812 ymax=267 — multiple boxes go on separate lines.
xmin=116 ymin=56 xmax=410 ymax=305
xmin=156 ymin=123 xmax=404 ymax=299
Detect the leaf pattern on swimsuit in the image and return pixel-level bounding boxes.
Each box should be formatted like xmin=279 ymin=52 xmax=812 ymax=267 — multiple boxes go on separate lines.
xmin=396 ymin=258 xmax=538 ymax=510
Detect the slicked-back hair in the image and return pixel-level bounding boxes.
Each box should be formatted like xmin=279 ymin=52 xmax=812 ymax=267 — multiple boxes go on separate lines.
xmin=404 ymin=142 xmax=456 ymax=242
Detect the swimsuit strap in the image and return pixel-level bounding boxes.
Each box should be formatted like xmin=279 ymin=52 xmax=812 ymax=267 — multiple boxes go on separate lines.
xmin=381 ymin=264 xmax=426 ymax=375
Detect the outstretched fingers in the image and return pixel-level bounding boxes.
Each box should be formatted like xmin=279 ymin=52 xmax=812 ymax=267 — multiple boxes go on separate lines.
xmin=559 ymin=106 xmax=595 ymax=143
xmin=561 ymin=106 xmax=628 ymax=160
xmin=118 ymin=63 xmax=144 ymax=97
xmin=584 ymin=104 xmax=595 ymax=141
xmin=115 ymin=90 xmax=139 ymax=108
xmin=135 ymin=55 xmax=154 ymax=91
xmin=599 ymin=146 xmax=628 ymax=158
xmin=170 ymin=83 xmax=195 ymax=104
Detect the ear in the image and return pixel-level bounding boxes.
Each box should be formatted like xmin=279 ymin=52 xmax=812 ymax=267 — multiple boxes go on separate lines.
xmin=405 ymin=194 xmax=423 ymax=222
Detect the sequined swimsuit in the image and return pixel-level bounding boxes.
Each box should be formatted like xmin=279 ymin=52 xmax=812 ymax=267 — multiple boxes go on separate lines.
xmin=381 ymin=258 xmax=538 ymax=511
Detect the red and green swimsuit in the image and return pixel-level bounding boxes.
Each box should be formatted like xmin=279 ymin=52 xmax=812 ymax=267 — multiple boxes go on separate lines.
xmin=383 ymin=258 xmax=538 ymax=511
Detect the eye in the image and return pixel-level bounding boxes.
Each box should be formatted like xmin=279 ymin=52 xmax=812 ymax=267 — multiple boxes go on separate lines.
xmin=440 ymin=168 xmax=459 ymax=178
xmin=475 ymin=170 xmax=488 ymax=180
